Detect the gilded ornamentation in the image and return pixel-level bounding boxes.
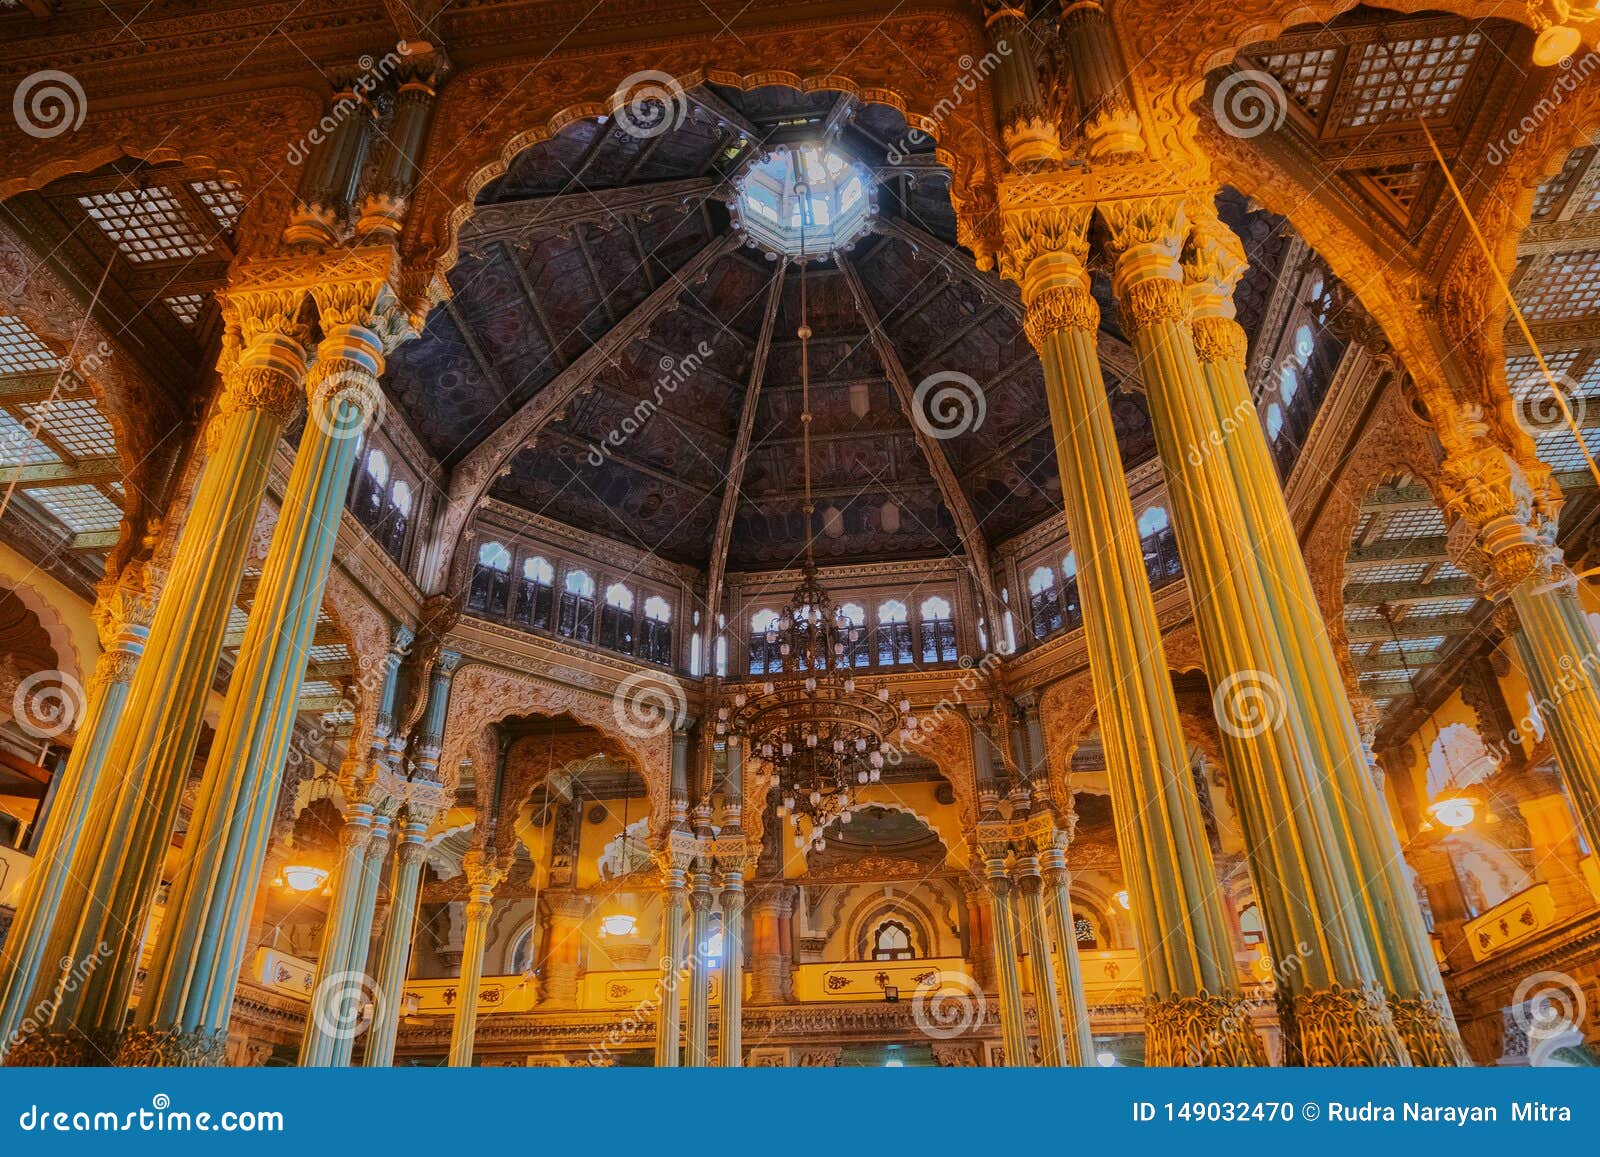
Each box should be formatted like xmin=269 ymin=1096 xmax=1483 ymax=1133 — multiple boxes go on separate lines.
xmin=1388 ymin=995 xmax=1472 ymax=1067
xmin=1117 ymin=276 xmax=1189 ymax=332
xmin=1142 ymin=991 xmax=1267 ymax=1067
xmin=1278 ymin=984 xmax=1406 ymax=1067
xmin=995 ymin=201 xmax=1092 ymax=288
xmin=1022 ymin=285 xmax=1100 ymax=349
xmin=1190 ymin=316 xmax=1247 ymax=364
xmin=114 ymin=1027 xmax=229 ymax=1068
xmin=217 ymin=367 xmax=302 ymax=421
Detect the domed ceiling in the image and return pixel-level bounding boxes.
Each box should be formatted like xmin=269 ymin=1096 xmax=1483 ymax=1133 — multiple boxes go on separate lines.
xmin=382 ymin=83 xmax=1302 ymax=572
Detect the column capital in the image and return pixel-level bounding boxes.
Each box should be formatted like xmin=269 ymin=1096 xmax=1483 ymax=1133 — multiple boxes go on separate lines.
xmin=997 ymin=200 xmax=1093 ymax=301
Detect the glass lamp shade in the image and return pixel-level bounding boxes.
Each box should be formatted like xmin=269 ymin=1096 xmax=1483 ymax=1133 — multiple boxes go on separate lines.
xmin=281 ymin=864 xmax=330 ymax=893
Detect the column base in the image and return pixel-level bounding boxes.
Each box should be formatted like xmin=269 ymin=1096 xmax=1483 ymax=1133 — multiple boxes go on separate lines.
xmin=1278 ymin=985 xmax=1408 ymax=1067
xmin=1143 ymin=991 xmax=1266 ymax=1066
xmin=3 ymin=1028 xmax=117 ymax=1067
xmin=1389 ymin=994 xmax=1471 ymax=1067
xmin=114 ymin=1027 xmax=228 ymax=1068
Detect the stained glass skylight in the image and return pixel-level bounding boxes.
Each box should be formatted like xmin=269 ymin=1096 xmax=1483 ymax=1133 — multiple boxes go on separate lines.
xmin=731 ymin=143 xmax=875 ymax=258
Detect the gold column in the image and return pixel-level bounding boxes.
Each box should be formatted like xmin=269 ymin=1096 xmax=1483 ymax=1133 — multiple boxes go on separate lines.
xmin=1102 ymin=195 xmax=1412 ymax=1066
xmin=981 ymin=855 xmax=1030 ymax=1066
xmin=1040 ymin=845 xmax=1095 ymax=1067
xmin=447 ymin=851 xmax=502 ymax=1068
xmin=364 ymin=812 xmax=432 ymax=1067
xmin=654 ymin=871 xmax=687 ymax=1067
xmin=1183 ymin=204 xmax=1465 ymax=1065
xmin=999 ymin=204 xmax=1261 ymax=1065
xmin=7 ymin=292 xmax=309 ymax=1066
xmin=1014 ymin=854 xmax=1066 ymax=1066
xmin=718 ymin=866 xmax=744 ymax=1066
xmin=0 ymin=567 xmax=153 ymax=1055
xmin=685 ymin=868 xmax=714 ymax=1068
xmin=538 ymin=893 xmax=589 ymax=1008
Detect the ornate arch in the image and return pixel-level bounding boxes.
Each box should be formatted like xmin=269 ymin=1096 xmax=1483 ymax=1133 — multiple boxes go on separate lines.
xmin=402 ymin=11 xmax=999 ymax=283
xmin=320 ymin=565 xmax=395 ymax=760
xmin=0 ymin=86 xmax=321 ymax=258
xmin=0 ymin=574 xmax=87 ymax=689
xmin=897 ymin=706 xmax=979 ymax=828
xmin=0 ymin=218 xmax=170 ymax=522
xmin=1039 ymin=672 xmax=1098 ymax=798
xmin=839 ymin=883 xmax=950 ymax=961
xmin=437 ymin=664 xmax=672 ymax=837
xmin=1300 ymin=383 xmax=1447 ymax=687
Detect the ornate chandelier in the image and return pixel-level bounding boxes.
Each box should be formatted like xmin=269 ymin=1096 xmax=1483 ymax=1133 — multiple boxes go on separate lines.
xmin=715 ymin=202 xmax=911 ymax=850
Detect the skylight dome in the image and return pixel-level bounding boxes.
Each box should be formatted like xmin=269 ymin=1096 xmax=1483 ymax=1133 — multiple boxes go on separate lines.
xmin=731 ymin=143 xmax=875 ymax=258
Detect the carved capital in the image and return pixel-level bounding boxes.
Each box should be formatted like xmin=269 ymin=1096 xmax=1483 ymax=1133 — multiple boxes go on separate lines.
xmin=996 ymin=198 xmax=1093 ymax=294
xmin=1117 ymin=276 xmax=1189 ymax=333
xmin=1022 ymin=284 xmax=1100 ymax=350
xmin=1099 ymin=195 xmax=1187 ymax=260
xmin=1143 ymin=991 xmax=1267 ymax=1067
xmin=1191 ymin=316 xmax=1247 ymax=365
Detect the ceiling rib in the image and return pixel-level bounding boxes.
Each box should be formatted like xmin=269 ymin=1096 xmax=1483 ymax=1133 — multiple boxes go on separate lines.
xmin=839 ymin=257 xmax=1005 ymax=632
xmin=449 ymin=231 xmax=739 ymax=493
xmin=705 ymin=261 xmax=786 ymax=627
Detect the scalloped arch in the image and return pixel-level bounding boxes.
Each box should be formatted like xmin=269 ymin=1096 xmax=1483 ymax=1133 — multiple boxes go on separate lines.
xmin=0 ymin=575 xmax=86 ymax=688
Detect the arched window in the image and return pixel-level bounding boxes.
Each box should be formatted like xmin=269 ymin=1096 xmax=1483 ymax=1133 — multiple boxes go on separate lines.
xmin=838 ymin=601 xmax=869 ymax=668
xmin=1293 ymin=323 xmax=1315 ymax=366
xmin=514 ymin=555 xmax=554 ymax=631
xmin=1265 ymin=403 xmax=1284 ymax=442
xmin=1238 ymin=902 xmax=1266 ymax=947
xmin=383 ymin=478 xmax=413 ymax=558
xmin=1060 ymin=552 xmax=1082 ymax=630
xmin=509 ymin=925 xmax=537 ymax=975
xmin=690 ymin=633 xmax=703 ymax=677
xmin=749 ymin=608 xmax=780 ymax=675
xmin=920 ymin=595 xmax=956 ymax=663
xmin=1137 ymin=507 xmax=1181 ymax=588
xmin=469 ymin=541 xmax=512 ymax=615
xmin=715 ymin=635 xmax=728 ymax=677
xmin=1280 ymin=363 xmax=1299 ymax=407
xmin=558 ymin=569 xmax=596 ymax=641
xmin=871 ymin=920 xmax=914 ymax=961
xmin=600 ymin=582 xmax=636 ymax=655
xmin=876 ymin=599 xmax=912 ymax=666
xmin=1029 ymin=565 xmax=1062 ymax=640
xmin=1073 ymin=913 xmax=1100 ymax=949
xmin=639 ymin=596 xmax=672 ymax=666
xmin=365 ymin=447 xmax=390 ymax=489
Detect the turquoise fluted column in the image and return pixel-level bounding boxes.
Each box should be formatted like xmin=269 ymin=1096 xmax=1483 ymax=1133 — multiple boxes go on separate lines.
xmin=718 ymin=867 xmax=744 ymax=1066
xmin=298 ymin=797 xmax=383 ymax=1067
xmin=982 ymin=855 xmax=1030 ymax=1066
xmin=685 ymin=869 xmax=714 ymax=1067
xmin=1041 ymin=847 xmax=1095 ymax=1067
xmin=1015 ymin=855 xmax=1066 ymax=1066
xmin=5 ymin=292 xmax=310 ymax=1067
xmin=654 ymin=872 xmax=687 ymax=1067
xmin=363 ymin=814 xmax=430 ymax=1067
xmin=446 ymin=851 xmax=501 ymax=1067
xmin=123 ymin=307 xmax=397 ymax=1065
xmin=0 ymin=570 xmax=153 ymax=1057
xmin=331 ymin=813 xmax=392 ymax=1066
